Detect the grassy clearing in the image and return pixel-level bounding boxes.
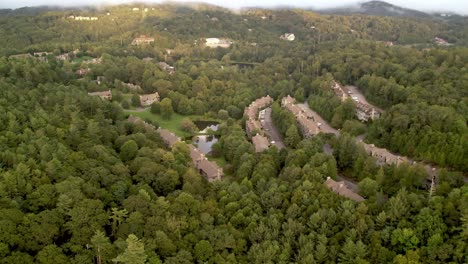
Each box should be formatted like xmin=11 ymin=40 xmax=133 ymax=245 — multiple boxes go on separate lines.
xmin=125 ymin=109 xmax=220 ymax=138
xmin=125 ymin=109 xmax=192 ymax=137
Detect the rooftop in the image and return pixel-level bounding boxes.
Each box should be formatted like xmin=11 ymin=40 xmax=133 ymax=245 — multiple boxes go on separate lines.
xmin=325 ymin=177 xmax=365 ymax=202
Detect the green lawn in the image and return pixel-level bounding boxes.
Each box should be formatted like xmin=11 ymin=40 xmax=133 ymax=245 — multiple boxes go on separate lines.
xmin=125 ymin=109 xmax=193 ymax=137
xmin=125 ymin=109 xmax=221 ymax=138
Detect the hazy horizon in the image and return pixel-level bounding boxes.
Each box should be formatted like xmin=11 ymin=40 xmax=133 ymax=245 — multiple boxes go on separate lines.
xmin=0 ymin=0 xmax=467 ymax=15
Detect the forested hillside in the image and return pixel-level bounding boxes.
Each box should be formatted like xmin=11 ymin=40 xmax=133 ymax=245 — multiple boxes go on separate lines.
xmin=0 ymin=3 xmax=466 ymax=263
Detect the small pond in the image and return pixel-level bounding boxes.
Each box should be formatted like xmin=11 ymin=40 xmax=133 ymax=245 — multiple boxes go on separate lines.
xmin=192 ymin=121 xmax=220 ymax=154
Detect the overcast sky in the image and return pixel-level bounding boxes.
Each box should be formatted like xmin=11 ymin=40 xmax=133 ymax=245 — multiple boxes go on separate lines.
xmin=1 ymin=0 xmax=467 ymax=15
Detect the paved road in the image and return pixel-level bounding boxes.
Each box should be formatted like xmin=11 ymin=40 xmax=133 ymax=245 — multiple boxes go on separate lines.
xmin=261 ymin=107 xmax=286 ymax=149
xmin=297 ymin=102 xmax=340 ymax=135
xmin=344 ymin=85 xmax=384 ymax=112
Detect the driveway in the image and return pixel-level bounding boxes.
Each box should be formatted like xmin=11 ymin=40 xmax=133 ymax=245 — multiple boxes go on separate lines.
xmin=261 ymin=107 xmax=286 ymax=149
xmin=344 ymin=85 xmax=384 ymax=112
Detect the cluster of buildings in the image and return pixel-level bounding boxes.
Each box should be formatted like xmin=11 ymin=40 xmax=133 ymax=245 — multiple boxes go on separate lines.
xmin=205 ymin=38 xmax=233 ymax=48
xmin=127 ymin=116 xmax=223 ymax=182
xmin=331 ymin=80 xmax=381 ymax=122
xmin=244 ymin=95 xmax=273 ymax=152
xmin=68 ymin=16 xmax=98 ymax=21
xmin=324 ymin=177 xmax=365 ymax=202
xmin=131 ymin=35 xmax=155 ymax=45
xmin=281 ymin=95 xmax=320 ymax=138
xmin=280 ymin=33 xmax=295 ymax=41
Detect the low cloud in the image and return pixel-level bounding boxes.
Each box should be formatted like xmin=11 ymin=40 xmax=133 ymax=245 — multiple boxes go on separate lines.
xmin=1 ymin=0 xmax=467 ymax=15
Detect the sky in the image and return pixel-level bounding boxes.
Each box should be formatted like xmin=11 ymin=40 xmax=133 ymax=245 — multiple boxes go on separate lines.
xmin=0 ymin=0 xmax=467 ymax=15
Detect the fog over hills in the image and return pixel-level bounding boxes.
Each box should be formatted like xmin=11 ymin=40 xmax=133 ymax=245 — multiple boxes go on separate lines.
xmin=0 ymin=0 xmax=467 ymax=15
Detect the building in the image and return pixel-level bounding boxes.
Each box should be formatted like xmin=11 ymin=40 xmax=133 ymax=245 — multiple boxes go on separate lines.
xmin=330 ymin=80 xmax=381 ymax=122
xmin=325 ymin=177 xmax=365 ymax=202
xmin=297 ymin=113 xmax=319 ymax=137
xmin=205 ymin=38 xmax=233 ymax=48
xmin=88 ymin=90 xmax=112 ymax=100
xmin=280 ymin=33 xmax=295 ymax=41
xmin=244 ymin=95 xmax=273 ymax=120
xmin=157 ymin=128 xmax=181 ymax=147
xmin=361 ymin=142 xmax=407 ymax=166
xmin=132 ymin=7 xmax=140 ymax=11
xmin=132 ymin=35 xmax=155 ymax=45
xmin=252 ymin=134 xmax=270 ymax=152
xmin=331 ymin=81 xmax=348 ymax=102
xmin=158 ymin=62 xmax=175 ymax=74
xmin=139 ymin=92 xmax=160 ymax=106
xmin=246 ymin=119 xmax=263 ymax=137
xmin=74 ymin=16 xmax=98 ymax=21
xmin=281 ymin=95 xmax=321 ymax=138
xmin=355 ymin=102 xmax=380 ymax=122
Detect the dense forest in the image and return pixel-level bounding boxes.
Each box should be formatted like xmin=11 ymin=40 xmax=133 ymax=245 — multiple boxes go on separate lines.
xmin=0 ymin=2 xmax=466 ymax=263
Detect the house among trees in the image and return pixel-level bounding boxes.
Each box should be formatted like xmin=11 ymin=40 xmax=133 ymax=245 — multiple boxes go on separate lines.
xmin=158 ymin=62 xmax=175 ymax=74
xmin=131 ymin=35 xmax=154 ymax=45
xmin=205 ymin=38 xmax=233 ymax=48
xmin=280 ymin=33 xmax=295 ymax=41
xmin=324 ymin=177 xmax=365 ymax=202
xmin=139 ymin=92 xmax=160 ymax=106
xmin=88 ymin=90 xmax=112 ymax=100
xmin=252 ymin=134 xmax=270 ymax=152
